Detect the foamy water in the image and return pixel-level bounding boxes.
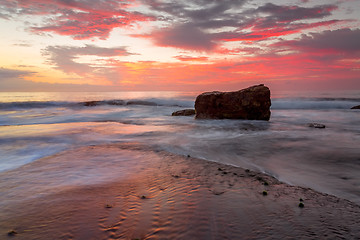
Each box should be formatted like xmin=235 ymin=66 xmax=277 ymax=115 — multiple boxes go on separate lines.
xmin=0 ymin=91 xmax=359 ymax=204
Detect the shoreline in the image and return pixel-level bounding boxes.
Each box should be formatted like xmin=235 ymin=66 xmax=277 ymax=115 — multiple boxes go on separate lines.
xmin=1 ymin=144 xmax=359 ymax=239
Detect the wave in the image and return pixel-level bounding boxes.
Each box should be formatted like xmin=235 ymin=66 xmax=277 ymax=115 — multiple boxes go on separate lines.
xmin=0 ymin=98 xmax=194 ymax=110
xmin=271 ymin=98 xmax=360 ymax=110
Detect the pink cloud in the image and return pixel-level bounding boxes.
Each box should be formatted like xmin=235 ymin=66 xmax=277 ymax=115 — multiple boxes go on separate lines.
xmin=4 ymin=0 xmax=153 ymax=39
xmin=174 ymin=55 xmax=209 ymax=62
xmin=215 ymin=20 xmax=344 ymax=42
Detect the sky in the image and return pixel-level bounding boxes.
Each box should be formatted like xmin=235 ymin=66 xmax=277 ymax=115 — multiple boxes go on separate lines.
xmin=0 ymin=0 xmax=359 ymax=92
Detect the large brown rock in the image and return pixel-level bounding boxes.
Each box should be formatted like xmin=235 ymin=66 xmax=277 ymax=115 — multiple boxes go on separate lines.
xmin=195 ymin=84 xmax=271 ymax=120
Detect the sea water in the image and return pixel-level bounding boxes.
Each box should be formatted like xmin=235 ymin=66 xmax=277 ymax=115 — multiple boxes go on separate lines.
xmin=0 ymin=91 xmax=359 ymax=205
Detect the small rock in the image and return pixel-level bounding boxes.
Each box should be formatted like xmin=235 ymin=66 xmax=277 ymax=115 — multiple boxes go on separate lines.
xmin=140 ymin=195 xmax=147 ymax=199
xmin=105 ymin=204 xmax=113 ymax=208
xmin=171 ymin=109 xmax=196 ymax=116
xmin=245 ymin=169 xmax=250 ymax=173
xmin=351 ymin=105 xmax=360 ymax=109
xmin=256 ymin=176 xmax=263 ymax=181
xmin=212 ymin=190 xmax=225 ymax=195
xmin=84 ymin=101 xmax=100 ymax=106
xmin=299 ymin=198 xmax=304 ymax=202
xmin=8 ymin=230 xmax=17 ymax=236
xmin=307 ymin=123 xmax=326 ymax=129
xmin=127 ymin=100 xmax=157 ymax=106
xmin=262 ymin=191 xmax=268 ymax=196
xmin=299 ymin=202 xmax=305 ymax=208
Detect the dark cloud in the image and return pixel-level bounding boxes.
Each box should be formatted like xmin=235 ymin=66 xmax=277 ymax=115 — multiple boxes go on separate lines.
xmin=253 ymin=3 xmax=336 ymax=23
xmin=137 ymin=0 xmax=249 ymax=50
xmin=140 ymin=0 xmax=342 ymax=50
xmin=150 ymin=24 xmax=216 ymax=51
xmin=143 ymin=0 xmax=247 ymax=29
xmin=0 ymin=68 xmax=36 ymax=81
xmin=274 ymin=28 xmax=360 ymax=53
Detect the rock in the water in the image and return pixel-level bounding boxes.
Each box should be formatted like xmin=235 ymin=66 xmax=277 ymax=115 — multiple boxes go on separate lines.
xmin=126 ymin=100 xmax=157 ymax=106
xmin=195 ymin=84 xmax=271 ymax=120
xmin=83 ymin=101 xmax=100 ymax=106
xmin=351 ymin=105 xmax=360 ymax=109
xmin=172 ymin=109 xmax=196 ymax=116
xmin=308 ymin=123 xmax=326 ymax=129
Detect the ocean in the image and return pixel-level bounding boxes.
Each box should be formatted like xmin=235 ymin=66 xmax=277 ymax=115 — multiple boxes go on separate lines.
xmin=0 ymin=90 xmax=359 ymax=205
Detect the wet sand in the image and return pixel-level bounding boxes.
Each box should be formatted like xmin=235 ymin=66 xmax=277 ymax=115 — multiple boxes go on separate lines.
xmin=1 ymin=144 xmax=359 ymax=239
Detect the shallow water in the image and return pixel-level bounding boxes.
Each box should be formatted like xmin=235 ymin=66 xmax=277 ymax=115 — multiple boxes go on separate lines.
xmin=0 ymin=91 xmax=359 ymax=205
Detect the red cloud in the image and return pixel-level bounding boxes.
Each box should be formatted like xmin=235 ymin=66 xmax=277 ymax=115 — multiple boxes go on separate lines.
xmin=215 ymin=20 xmax=344 ymax=42
xmin=6 ymin=0 xmax=153 ymax=39
xmin=106 ymin=50 xmax=359 ymax=91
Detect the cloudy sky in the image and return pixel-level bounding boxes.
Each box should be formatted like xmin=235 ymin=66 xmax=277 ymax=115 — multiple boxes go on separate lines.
xmin=0 ymin=0 xmax=359 ymax=91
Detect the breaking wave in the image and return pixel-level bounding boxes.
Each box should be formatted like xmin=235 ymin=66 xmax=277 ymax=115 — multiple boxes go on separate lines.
xmin=271 ymin=98 xmax=360 ymax=110
xmin=0 ymin=98 xmax=194 ymax=110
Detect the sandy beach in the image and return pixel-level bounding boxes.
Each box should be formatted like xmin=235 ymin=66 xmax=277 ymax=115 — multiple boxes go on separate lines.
xmin=0 ymin=143 xmax=359 ymax=240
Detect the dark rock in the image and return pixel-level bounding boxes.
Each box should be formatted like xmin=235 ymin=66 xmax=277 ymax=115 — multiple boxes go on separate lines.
xmin=195 ymin=84 xmax=271 ymax=120
xmin=83 ymin=100 xmax=125 ymax=107
xmin=262 ymin=191 xmax=268 ymax=196
xmin=84 ymin=101 xmax=100 ymax=106
xmin=8 ymin=230 xmax=17 ymax=236
xmin=126 ymin=100 xmax=157 ymax=106
xmin=351 ymin=105 xmax=360 ymax=109
xmin=299 ymin=202 xmax=305 ymax=208
xmin=308 ymin=123 xmax=326 ymax=129
xmin=172 ymin=109 xmax=196 ymax=116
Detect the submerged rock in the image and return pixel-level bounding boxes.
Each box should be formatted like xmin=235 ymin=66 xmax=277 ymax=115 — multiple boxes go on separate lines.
xmin=83 ymin=101 xmax=100 ymax=107
xmin=126 ymin=100 xmax=157 ymax=106
xmin=194 ymin=84 xmax=271 ymax=120
xmin=83 ymin=100 xmax=125 ymax=107
xmin=351 ymin=105 xmax=360 ymax=109
xmin=172 ymin=109 xmax=196 ymax=116
xmin=307 ymin=123 xmax=326 ymax=129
